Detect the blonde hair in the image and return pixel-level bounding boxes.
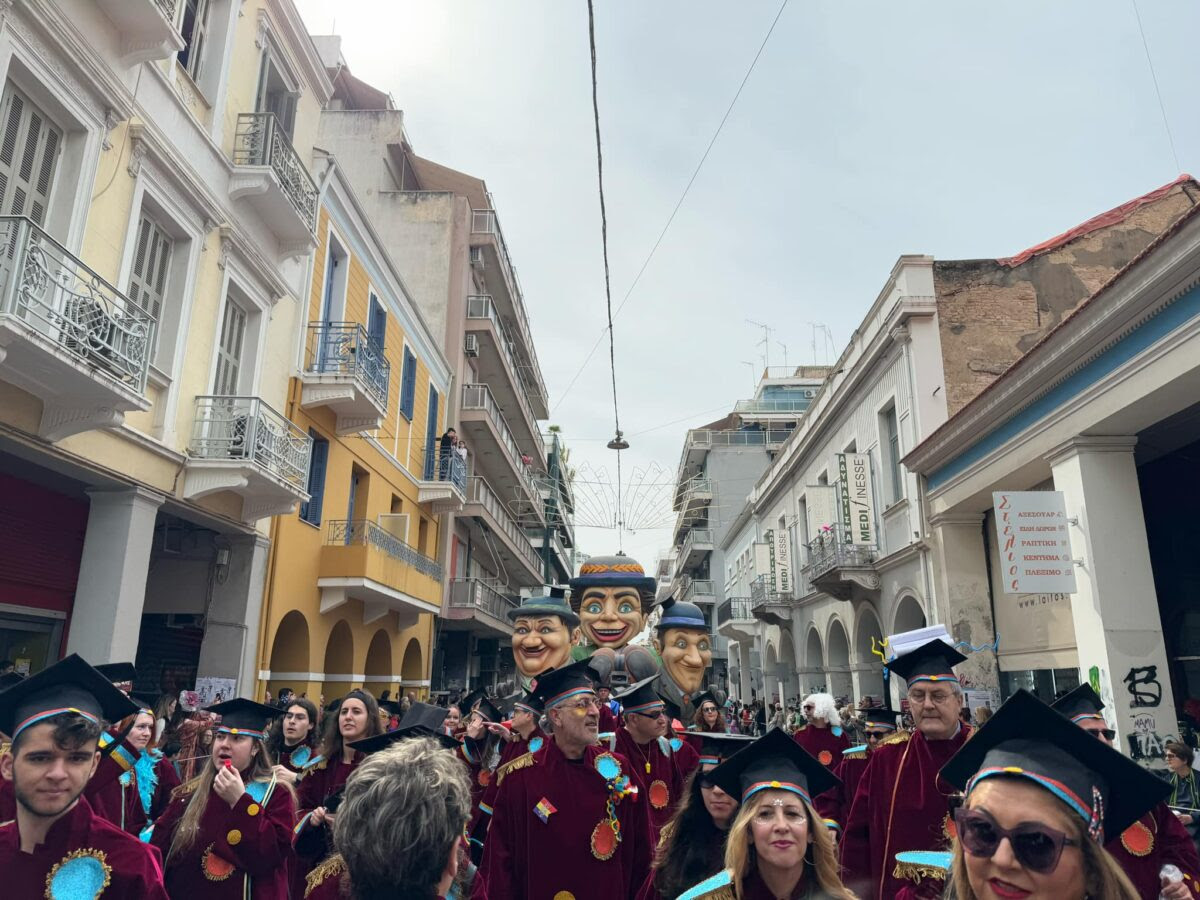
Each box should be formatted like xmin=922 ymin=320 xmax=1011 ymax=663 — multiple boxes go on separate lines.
xmin=723 ymin=790 xmax=854 ymax=899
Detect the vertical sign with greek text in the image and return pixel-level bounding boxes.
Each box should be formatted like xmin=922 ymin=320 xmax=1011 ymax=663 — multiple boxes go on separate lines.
xmin=838 ymin=453 xmax=876 ymax=545
xmin=992 ymin=491 xmax=1077 ymax=594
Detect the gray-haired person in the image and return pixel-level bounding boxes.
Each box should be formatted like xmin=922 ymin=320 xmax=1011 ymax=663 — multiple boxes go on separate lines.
xmin=304 ymin=735 xmax=472 ymax=899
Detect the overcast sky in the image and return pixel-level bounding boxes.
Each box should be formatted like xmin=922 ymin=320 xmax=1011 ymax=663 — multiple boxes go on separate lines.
xmin=294 ymin=0 xmax=1200 ymax=576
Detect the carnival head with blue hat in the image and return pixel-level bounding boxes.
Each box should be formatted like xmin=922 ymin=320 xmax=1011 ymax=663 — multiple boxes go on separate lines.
xmin=653 ymin=594 xmax=713 ymax=697
xmin=508 ymin=585 xmax=579 ymax=680
xmin=939 ymin=689 xmax=1166 ymax=899
xmin=688 ymin=728 xmax=852 ymax=899
xmin=886 ymin=635 xmax=967 ymax=742
xmin=569 ymin=553 xmax=656 ymax=651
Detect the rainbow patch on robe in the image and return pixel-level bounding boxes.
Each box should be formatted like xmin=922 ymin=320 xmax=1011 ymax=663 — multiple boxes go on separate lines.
xmin=534 ymin=797 xmax=557 ymax=823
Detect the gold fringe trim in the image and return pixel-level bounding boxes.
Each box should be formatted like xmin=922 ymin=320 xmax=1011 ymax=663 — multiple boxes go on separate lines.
xmin=893 ymin=860 xmax=948 ymax=883
xmin=843 ymin=751 xmax=868 ymax=760
xmin=304 ymin=853 xmax=347 ymax=898
xmin=44 ymin=847 xmax=111 ymax=900
xmin=496 ymin=751 xmax=534 ymax=786
xmin=878 ymin=730 xmax=911 ymax=747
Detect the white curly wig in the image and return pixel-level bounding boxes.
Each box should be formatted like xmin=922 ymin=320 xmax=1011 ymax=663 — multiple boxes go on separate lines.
xmin=803 ymin=692 xmax=842 ymax=727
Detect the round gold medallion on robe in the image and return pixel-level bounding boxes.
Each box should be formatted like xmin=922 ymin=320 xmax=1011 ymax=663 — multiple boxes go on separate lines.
xmin=1120 ymin=821 xmax=1154 ymax=857
xmin=648 ymin=779 xmax=670 ymax=809
xmin=553 ymin=893 xmax=576 ymax=900
xmin=590 ymin=818 xmax=618 ymax=860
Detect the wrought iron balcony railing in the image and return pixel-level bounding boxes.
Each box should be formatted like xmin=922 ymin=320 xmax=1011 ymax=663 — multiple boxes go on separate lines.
xmin=0 ymin=216 xmax=155 ymax=391
xmin=717 ymin=597 xmax=755 ymax=626
xmin=233 ymin=113 xmax=318 ymax=233
xmin=189 ymin=396 xmax=310 ymax=489
xmin=156 ymin=0 xmax=178 ymax=17
xmin=304 ymin=322 xmax=390 ymax=408
xmin=449 ymin=577 xmax=519 ymax=621
xmin=423 ymin=447 xmax=467 ymax=492
xmin=326 ymin=519 xmax=443 ymax=580
xmin=803 ymin=531 xmax=878 ymax=581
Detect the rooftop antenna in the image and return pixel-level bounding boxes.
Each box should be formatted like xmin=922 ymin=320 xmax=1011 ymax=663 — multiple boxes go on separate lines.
xmin=741 ymin=361 xmax=757 ymax=393
xmin=777 ymin=341 xmax=789 ymax=374
xmin=746 ymin=319 xmax=773 ymax=371
xmin=806 ymin=322 xmax=820 ymax=365
xmin=821 ymin=324 xmax=836 ymax=365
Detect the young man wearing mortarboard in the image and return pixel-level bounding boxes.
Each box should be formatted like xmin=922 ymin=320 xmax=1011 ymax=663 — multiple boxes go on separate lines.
xmin=471 ymin=689 xmax=547 ymax=842
xmin=0 ymin=654 xmax=169 ymax=898
xmin=839 ymin=638 xmax=974 ymax=899
xmin=473 ymin=659 xmax=652 ymax=900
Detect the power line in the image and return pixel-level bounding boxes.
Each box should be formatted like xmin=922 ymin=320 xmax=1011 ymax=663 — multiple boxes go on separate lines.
xmin=554 ymin=0 xmax=792 ymax=413
xmin=1130 ymin=0 xmax=1181 ymax=173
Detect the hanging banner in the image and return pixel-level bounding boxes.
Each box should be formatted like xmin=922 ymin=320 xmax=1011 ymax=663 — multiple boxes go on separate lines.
xmin=838 ymin=453 xmax=876 ymax=545
xmin=753 ymin=541 xmax=772 ymax=581
xmin=805 ymin=485 xmax=838 ymax=540
xmin=992 ymin=491 xmax=1077 ymax=594
xmin=774 ymin=527 xmax=792 ymax=595
xmin=765 ymin=530 xmax=777 ymax=590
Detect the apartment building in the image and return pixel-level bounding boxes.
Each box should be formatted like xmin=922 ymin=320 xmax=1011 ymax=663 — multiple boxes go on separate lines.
xmin=310 ymin=38 xmax=560 ymax=695
xmin=0 ymin=0 xmax=334 ymax=693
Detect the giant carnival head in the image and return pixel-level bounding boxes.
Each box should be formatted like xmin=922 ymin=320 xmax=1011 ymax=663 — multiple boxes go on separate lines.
xmin=653 ymin=594 xmax=712 ymax=697
xmin=568 ymin=553 xmax=656 ymax=650
xmin=506 ymin=586 xmax=579 ymax=680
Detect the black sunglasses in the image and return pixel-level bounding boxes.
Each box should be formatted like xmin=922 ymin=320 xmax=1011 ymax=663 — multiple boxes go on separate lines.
xmin=954 ymin=807 xmax=1078 ymax=874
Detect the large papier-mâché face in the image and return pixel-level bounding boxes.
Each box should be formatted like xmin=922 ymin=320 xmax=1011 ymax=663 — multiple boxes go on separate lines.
xmin=577 ymin=587 xmax=647 ymax=649
xmin=655 ymin=627 xmax=712 ymax=695
xmin=511 ymin=615 xmax=575 ymax=678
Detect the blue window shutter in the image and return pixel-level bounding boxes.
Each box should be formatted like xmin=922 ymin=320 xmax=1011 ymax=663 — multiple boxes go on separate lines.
xmin=400 ymin=348 xmax=416 ymax=419
xmin=301 ymin=432 xmax=329 ymax=525
xmin=368 ymin=295 xmax=386 ymax=350
xmin=424 ymin=387 xmax=439 ymax=479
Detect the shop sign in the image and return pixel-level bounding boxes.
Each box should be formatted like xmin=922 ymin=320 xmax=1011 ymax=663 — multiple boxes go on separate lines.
xmin=992 ymin=491 xmax=1077 ymax=594
xmin=838 ymin=453 xmax=876 ymax=545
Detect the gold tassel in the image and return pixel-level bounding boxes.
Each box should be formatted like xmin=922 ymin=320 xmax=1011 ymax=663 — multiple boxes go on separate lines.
xmin=496 ymin=752 xmax=535 ymax=786
xmin=893 ymin=860 xmax=949 ymax=883
xmin=305 ymin=853 xmax=347 ymax=898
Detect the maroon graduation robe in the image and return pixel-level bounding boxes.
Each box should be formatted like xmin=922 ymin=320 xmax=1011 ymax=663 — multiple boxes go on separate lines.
xmin=294 ymin=753 xmax=361 ymax=897
xmin=150 ymin=773 xmax=296 ymax=899
xmin=473 ymin=726 xmax=547 ymax=835
xmin=792 ymin=723 xmax=851 ymax=769
xmin=673 ymin=735 xmax=701 ymax=780
xmin=276 ymin=741 xmax=319 ymax=775
xmin=815 ymin=745 xmax=870 ymax=830
xmin=121 ymin=754 xmax=182 ymax=836
xmin=613 ymin=727 xmax=684 ymax=846
xmin=840 ymin=725 xmax=971 ymax=900
xmin=474 ymin=736 xmax=652 ymax=900
xmin=0 ymin=795 xmax=168 ymax=899
xmin=1106 ymin=803 xmax=1200 ymax=899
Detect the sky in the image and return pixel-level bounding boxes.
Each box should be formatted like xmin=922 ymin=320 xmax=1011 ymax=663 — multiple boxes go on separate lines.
xmin=293 ymin=0 xmax=1200 ymax=576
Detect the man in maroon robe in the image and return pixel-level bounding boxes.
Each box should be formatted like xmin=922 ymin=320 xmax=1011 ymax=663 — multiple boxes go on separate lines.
xmin=793 ymin=692 xmax=851 ymax=768
xmin=608 ymin=674 xmax=685 ymax=846
xmin=1051 ymin=684 xmax=1198 ymax=900
xmin=816 ymin=706 xmax=900 ymax=832
xmin=840 ymin=638 xmax=972 ymax=900
xmin=475 ymin=658 xmax=651 ymax=900
xmin=0 ymin=654 xmax=168 ymax=898
xmin=474 ymin=690 xmax=546 ymax=836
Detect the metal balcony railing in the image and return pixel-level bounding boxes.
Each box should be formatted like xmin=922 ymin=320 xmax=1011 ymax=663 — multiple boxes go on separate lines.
xmin=750 ymin=577 xmax=791 ymax=607
xmin=463 ymin=476 xmax=542 ymax=573
xmin=683 ymin=579 xmax=715 ymax=603
xmin=449 ymin=577 xmax=518 ymax=621
xmin=681 ymin=527 xmax=714 ymax=559
xmin=423 ymin=446 xmax=467 ymax=492
xmin=803 ymin=530 xmax=878 ymax=581
xmin=189 ymin=396 xmax=310 ymax=489
xmin=717 ymin=597 xmax=754 ymax=626
xmin=0 ymin=216 xmax=155 ymax=392
xmin=233 ymin=113 xmax=318 ymax=233
xmin=465 ymin=295 xmax=543 ymax=437
xmin=304 ymin=322 xmax=390 ymax=408
xmin=733 ymin=398 xmax=814 ymax=414
xmin=156 ymin=0 xmax=178 ymax=17
xmin=326 ymin=519 xmax=443 ymax=580
xmin=461 ymin=383 xmax=541 ymax=506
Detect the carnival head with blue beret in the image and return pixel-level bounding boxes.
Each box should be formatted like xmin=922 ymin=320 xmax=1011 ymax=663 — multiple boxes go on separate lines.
xmin=568 ymin=553 xmax=657 ymax=651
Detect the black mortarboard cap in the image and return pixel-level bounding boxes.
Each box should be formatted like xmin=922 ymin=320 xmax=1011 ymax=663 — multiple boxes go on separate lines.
xmin=0 ymin=671 xmax=25 ymax=691
xmin=660 ymin=694 xmax=683 ymax=723
xmin=94 ymin=662 xmax=137 ymax=687
xmin=612 ymin=673 xmax=663 ymax=716
xmin=528 ymin=659 xmax=599 ymax=709
xmin=940 ymin=690 xmax=1168 ymax=841
xmin=473 ymin=695 xmax=502 ymax=724
xmin=378 ymin=699 xmax=404 ymax=717
xmin=1050 ymin=684 xmax=1107 ymax=725
xmin=707 ymin=727 xmax=839 ymax=804
xmin=507 ymin=690 xmax=544 ymax=717
xmin=697 ymin=732 xmax=755 ymax=766
xmin=507 ymin=585 xmax=580 ymax=626
xmin=206 ymin=698 xmax=283 ymax=739
xmin=130 ymin=690 xmax=160 ymax=710
xmin=885 ymin=638 xmax=966 ymax=685
xmin=349 ymin=702 xmax=458 ymax=753
xmin=692 ymin=691 xmax=720 ymax=711
xmin=0 ymin=654 xmax=139 ymax=738
xmin=862 ymin=707 xmax=901 ymax=730
xmin=457 ymin=689 xmax=485 ymax=718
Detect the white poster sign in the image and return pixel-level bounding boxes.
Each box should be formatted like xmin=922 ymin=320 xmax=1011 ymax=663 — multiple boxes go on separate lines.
xmin=838 ymin=453 xmax=876 ymax=545
xmin=753 ymin=542 xmax=772 ymax=581
xmin=806 ymin=485 xmax=838 ymax=540
xmin=195 ymin=676 xmax=237 ymax=706
xmin=992 ymin=491 xmax=1077 ymax=594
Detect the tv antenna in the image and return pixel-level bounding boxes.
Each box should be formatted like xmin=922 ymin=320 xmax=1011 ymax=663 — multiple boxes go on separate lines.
xmin=746 ymin=319 xmax=773 ymax=370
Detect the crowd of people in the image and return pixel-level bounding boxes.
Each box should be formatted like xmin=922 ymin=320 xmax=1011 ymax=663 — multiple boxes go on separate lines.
xmin=1 ymin=642 xmax=1198 ymax=899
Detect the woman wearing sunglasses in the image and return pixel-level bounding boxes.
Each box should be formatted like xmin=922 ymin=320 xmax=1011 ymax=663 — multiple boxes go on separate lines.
xmin=939 ymin=689 xmax=1169 ymax=900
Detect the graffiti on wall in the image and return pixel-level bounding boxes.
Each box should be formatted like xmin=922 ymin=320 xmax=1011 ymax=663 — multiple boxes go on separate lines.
xmin=1123 ymin=666 xmax=1163 ymax=708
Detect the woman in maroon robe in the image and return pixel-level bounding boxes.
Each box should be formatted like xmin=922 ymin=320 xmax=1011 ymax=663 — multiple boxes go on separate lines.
xmin=115 ymin=708 xmax=181 ymax=837
xmin=150 ymin=698 xmax=295 ymax=899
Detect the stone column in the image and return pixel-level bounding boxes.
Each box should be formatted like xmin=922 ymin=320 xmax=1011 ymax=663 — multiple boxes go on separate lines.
xmin=928 ymin=511 xmax=1001 ymax=696
xmin=197 ymin=534 xmax=271 ymax=696
xmin=738 ymin=643 xmax=753 ymax=701
xmin=68 ymin=487 xmax=163 ymax=662
xmin=1048 ymin=437 xmax=1177 ymax=763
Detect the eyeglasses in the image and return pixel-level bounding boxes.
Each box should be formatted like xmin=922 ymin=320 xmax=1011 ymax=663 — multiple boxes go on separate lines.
xmin=630 ymin=708 xmax=666 ymax=720
xmin=558 ymin=697 xmax=601 ymax=713
xmin=282 ymin=713 xmax=309 ymax=722
xmin=907 ymin=689 xmax=954 ymax=705
xmin=700 ymin=705 xmax=718 ymax=713
xmin=954 ymin=807 xmax=1078 ymax=874
xmin=1083 ymin=724 xmax=1117 ymax=742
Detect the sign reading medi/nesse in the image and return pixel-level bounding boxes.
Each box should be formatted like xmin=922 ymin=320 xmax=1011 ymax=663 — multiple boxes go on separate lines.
xmin=992 ymin=491 xmax=1077 ymax=594
xmin=837 ymin=453 xmax=875 ymax=546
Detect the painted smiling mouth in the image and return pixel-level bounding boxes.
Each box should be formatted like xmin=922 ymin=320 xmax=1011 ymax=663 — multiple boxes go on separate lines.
xmin=591 ymin=627 xmax=628 ymax=642
xmin=518 ymin=646 xmax=547 ymax=657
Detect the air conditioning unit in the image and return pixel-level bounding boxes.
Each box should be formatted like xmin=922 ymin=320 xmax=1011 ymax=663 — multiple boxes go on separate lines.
xmin=464 ymin=334 xmax=479 ymax=357
xmin=378 ymin=513 xmax=410 ymax=543
xmin=469 ymin=246 xmax=485 ymax=267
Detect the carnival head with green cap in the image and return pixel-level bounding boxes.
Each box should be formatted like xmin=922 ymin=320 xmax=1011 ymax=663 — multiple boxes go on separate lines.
xmin=507 ymin=586 xmax=579 ymax=678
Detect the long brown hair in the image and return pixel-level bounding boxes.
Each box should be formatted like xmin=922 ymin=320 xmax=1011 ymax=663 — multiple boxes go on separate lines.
xmin=694 ymin=703 xmax=727 ymax=733
xmin=650 ymin=768 xmax=730 ymax=898
xmin=723 ymin=790 xmax=854 ymax=899
xmin=317 ymin=689 xmax=381 ymax=762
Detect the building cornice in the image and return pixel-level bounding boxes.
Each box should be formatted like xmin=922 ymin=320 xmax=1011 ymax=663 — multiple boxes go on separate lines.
xmin=266 ymin=0 xmax=335 ymax=103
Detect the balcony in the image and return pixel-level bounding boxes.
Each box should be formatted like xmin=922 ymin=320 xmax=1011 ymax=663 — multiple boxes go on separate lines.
xmin=682 ymin=579 xmax=716 ymax=605
xmin=673 ymin=478 xmax=713 ymax=541
xmin=732 ymin=398 xmax=814 ymax=416
xmin=528 ymin=529 xmax=572 ymax=583
xmin=418 ymin=449 xmax=466 ymax=513
xmin=460 ymin=476 xmax=544 ymax=587
xmin=676 ymin=527 xmax=714 ymax=576
xmin=230 ymin=113 xmax=318 ymax=253
xmin=184 ymin=396 xmax=311 ymax=522
xmin=97 ymin=0 xmax=185 ymax=64
xmin=318 ymin=520 xmax=442 ymax=628
xmin=0 ymin=217 xmax=155 ymax=441
xmin=750 ymin=578 xmax=793 ymax=627
xmin=444 ymin=578 xmax=519 ymax=638
xmin=801 ymin=531 xmax=880 ymax=600
xmin=459 ymin=384 xmax=544 ymax=524
xmin=717 ymin=597 xmax=758 ymax=643
xmin=465 ymin=295 xmax=545 ymax=441
xmin=300 ymin=322 xmax=389 ymax=434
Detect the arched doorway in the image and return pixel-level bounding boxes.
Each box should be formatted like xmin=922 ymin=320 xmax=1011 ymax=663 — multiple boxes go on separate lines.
xmin=364 ymin=630 xmax=393 ymax=700
xmin=804 ymin=627 xmax=825 ymax=694
xmin=893 ymin=595 xmax=927 ymax=635
xmin=400 ymin=637 xmax=424 ymax=697
xmin=268 ymin=610 xmax=310 ymax=701
xmin=854 ymin=606 xmax=885 ymax=704
xmin=827 ymin=618 xmax=853 ymax=703
xmin=324 ymin=620 xmax=355 ymax=692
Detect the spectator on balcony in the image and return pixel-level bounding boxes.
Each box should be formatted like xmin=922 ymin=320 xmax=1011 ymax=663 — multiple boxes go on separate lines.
xmin=438 ymin=428 xmax=457 ymax=480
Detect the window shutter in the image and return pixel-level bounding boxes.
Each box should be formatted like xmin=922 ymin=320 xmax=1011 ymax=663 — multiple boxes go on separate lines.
xmin=127 ymin=214 xmax=173 ymax=320
xmin=400 ymin=348 xmax=416 ymax=419
xmin=0 ymin=84 xmax=62 ymax=226
xmin=300 ymin=433 xmax=329 ymax=525
xmin=214 ymin=301 xmax=247 ymax=395
xmin=367 ymin=295 xmax=386 ymax=350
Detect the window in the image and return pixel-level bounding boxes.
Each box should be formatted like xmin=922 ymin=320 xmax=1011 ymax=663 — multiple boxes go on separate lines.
xmin=255 ymin=50 xmax=297 ymax=137
xmin=213 ymin=299 xmax=247 ymax=395
xmin=367 ymin=293 xmax=386 ymax=350
xmin=299 ymin=430 xmax=329 ymax=525
xmin=178 ymin=0 xmax=210 ymax=82
xmin=0 ymin=83 xmax=61 ymax=226
xmin=126 ymin=214 xmax=173 ymax=322
xmin=399 ymin=347 xmax=416 ymax=420
xmin=881 ymin=404 xmax=903 ymax=504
